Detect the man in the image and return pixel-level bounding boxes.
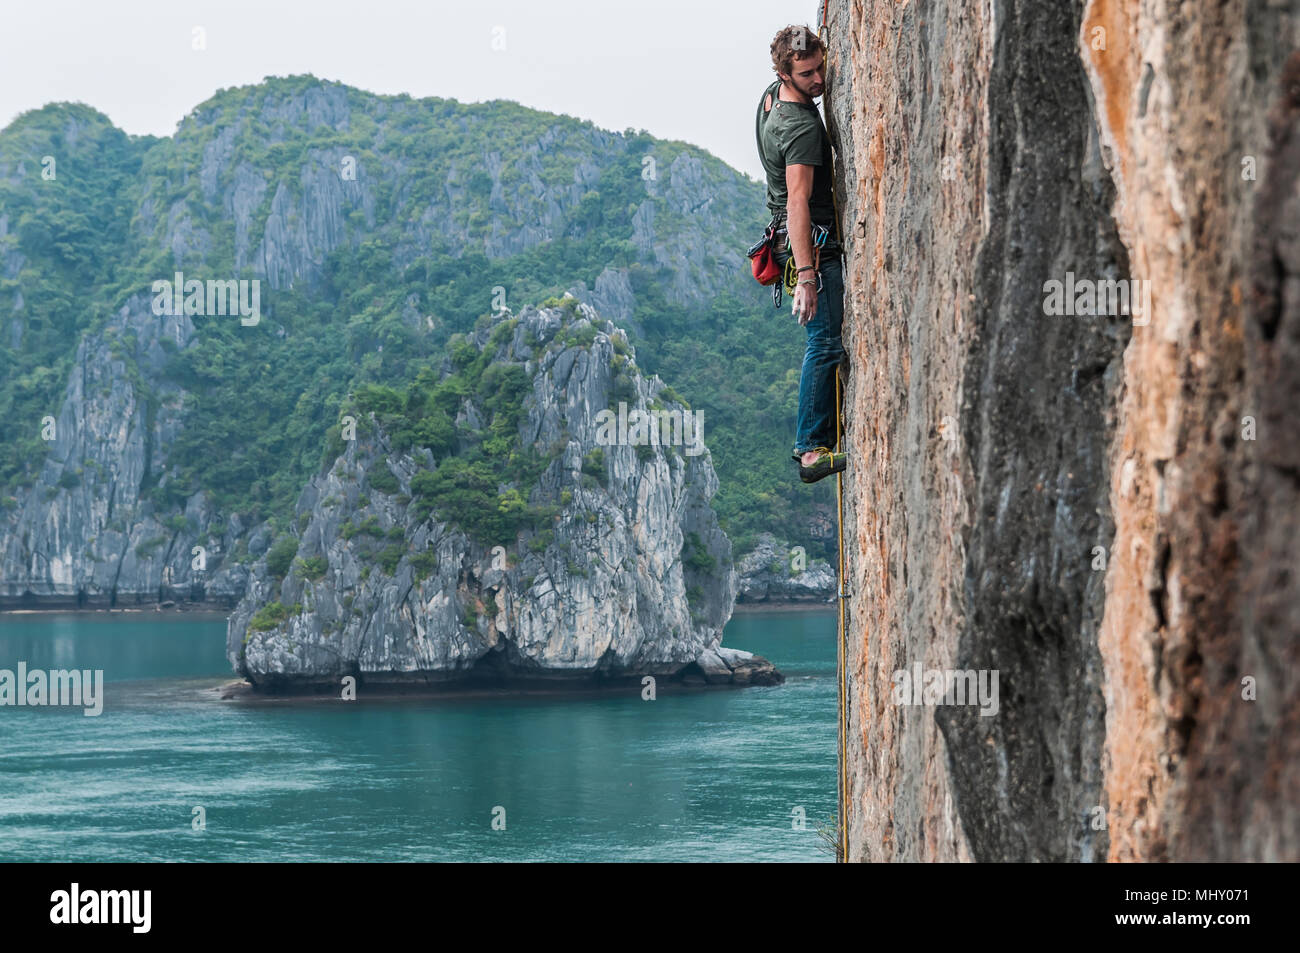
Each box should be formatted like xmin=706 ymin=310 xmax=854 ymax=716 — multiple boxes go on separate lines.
xmin=756 ymin=25 xmax=848 ymax=485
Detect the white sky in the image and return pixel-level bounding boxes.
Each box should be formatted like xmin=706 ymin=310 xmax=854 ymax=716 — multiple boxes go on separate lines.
xmin=1 ymin=0 xmax=827 ymax=182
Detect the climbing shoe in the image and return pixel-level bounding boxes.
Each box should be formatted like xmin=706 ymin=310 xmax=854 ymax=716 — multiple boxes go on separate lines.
xmin=798 ymin=447 xmax=847 ymax=484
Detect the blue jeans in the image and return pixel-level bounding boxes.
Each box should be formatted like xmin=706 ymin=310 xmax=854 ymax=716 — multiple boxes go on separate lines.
xmin=776 ymin=243 xmax=846 ymax=458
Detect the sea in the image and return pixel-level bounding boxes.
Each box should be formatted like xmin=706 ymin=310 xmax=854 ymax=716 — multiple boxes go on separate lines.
xmin=0 ymin=608 xmax=837 ymax=862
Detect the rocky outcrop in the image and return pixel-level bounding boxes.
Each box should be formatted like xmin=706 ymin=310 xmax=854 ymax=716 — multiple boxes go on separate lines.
xmin=734 ymin=532 xmax=836 ymax=605
xmin=827 ymin=0 xmax=1298 ymax=861
xmin=227 ymin=302 xmax=781 ymax=690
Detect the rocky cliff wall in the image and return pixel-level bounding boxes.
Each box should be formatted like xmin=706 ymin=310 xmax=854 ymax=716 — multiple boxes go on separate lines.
xmin=826 ymin=0 xmax=1298 ymax=861
xmin=0 ymin=292 xmax=249 ymax=608
xmin=1080 ymin=0 xmax=1300 ymax=863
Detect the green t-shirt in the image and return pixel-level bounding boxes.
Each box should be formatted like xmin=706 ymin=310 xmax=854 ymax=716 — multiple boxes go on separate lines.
xmin=755 ymin=79 xmax=837 ymax=232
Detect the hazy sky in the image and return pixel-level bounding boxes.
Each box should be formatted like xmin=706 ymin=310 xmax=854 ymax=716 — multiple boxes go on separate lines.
xmin=1 ymin=0 xmax=829 ymax=183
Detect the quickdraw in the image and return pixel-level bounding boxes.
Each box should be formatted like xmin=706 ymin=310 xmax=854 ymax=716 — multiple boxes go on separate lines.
xmin=781 ymin=223 xmax=829 ymax=301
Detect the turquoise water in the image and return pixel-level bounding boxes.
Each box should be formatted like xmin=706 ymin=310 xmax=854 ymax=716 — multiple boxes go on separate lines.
xmin=0 ymin=610 xmax=837 ymax=861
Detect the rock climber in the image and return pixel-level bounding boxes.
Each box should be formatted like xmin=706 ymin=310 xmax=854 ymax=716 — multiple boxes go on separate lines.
xmin=756 ymin=24 xmax=848 ymax=485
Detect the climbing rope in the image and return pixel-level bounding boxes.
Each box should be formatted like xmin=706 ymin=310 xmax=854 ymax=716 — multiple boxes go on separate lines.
xmin=819 ymin=0 xmax=850 ymax=866
xmin=835 ymin=368 xmax=847 ymax=863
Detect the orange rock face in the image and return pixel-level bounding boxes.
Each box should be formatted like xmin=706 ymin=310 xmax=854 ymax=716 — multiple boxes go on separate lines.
xmin=1080 ymin=0 xmax=1300 ymax=862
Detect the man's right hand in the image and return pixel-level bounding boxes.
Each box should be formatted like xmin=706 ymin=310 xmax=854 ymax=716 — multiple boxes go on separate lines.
xmin=792 ymin=280 xmax=818 ymax=326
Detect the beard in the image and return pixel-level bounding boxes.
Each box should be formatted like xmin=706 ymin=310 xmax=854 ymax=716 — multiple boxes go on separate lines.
xmin=793 ymin=77 xmax=822 ymax=99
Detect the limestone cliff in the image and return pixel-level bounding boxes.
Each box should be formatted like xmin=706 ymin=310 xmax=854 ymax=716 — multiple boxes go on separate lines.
xmin=734 ymin=532 xmax=836 ymax=605
xmin=826 ymin=0 xmax=1298 ymax=861
xmin=0 ymin=292 xmax=249 ymax=608
xmin=227 ymin=302 xmax=781 ymax=690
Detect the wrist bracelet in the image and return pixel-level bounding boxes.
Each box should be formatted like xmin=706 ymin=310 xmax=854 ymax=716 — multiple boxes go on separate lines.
xmin=796 ymin=265 xmax=814 ymax=273
xmin=797 ymin=278 xmax=816 ymax=287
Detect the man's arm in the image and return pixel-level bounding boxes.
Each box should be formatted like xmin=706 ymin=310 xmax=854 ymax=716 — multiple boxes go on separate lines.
xmin=785 ymin=163 xmax=816 ymax=278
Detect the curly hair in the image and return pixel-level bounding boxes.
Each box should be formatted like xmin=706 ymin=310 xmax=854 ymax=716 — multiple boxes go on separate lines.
xmin=770 ymin=25 xmax=825 ymax=80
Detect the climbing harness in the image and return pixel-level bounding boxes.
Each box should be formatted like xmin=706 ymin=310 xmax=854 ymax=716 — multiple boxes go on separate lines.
xmin=783 ymin=223 xmax=829 ymax=298
xmin=749 ymin=218 xmax=830 ymax=308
